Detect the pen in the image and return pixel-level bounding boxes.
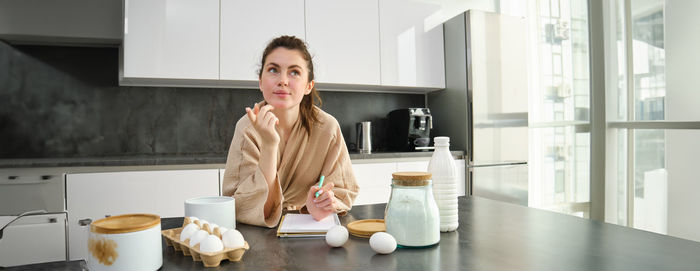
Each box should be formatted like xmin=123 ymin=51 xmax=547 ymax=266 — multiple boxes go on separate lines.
xmin=314 ymin=175 xmax=325 ymax=198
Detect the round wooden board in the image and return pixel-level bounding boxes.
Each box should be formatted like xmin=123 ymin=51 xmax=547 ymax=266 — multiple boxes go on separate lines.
xmin=347 ymin=219 xmax=385 ymax=238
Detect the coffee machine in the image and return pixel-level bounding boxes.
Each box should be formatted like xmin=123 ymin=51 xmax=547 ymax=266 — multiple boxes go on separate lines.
xmin=387 ymin=108 xmax=433 ymax=151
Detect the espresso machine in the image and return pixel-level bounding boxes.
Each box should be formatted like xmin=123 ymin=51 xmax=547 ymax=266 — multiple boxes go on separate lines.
xmin=387 ymin=108 xmax=433 ymax=151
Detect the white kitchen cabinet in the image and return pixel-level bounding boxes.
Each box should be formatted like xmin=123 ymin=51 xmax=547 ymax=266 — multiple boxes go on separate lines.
xmin=305 ymin=0 xmax=381 ymax=86
xmin=66 ymin=169 xmax=219 ymax=261
xmin=0 ymin=0 xmax=121 ymax=46
xmin=119 ymin=0 xmax=445 ymax=92
xmin=397 ymin=159 xmax=466 ymax=196
xmin=220 ymin=0 xmax=305 ymax=82
xmin=379 ymin=0 xmax=445 ymax=88
xmin=351 ymin=162 xmax=395 ymax=205
xmin=0 ymin=213 xmax=67 ymax=267
xmin=352 ymin=158 xmax=466 ymax=206
xmin=120 ymin=0 xmax=219 ymax=83
xmin=456 ymin=159 xmax=467 ymax=196
xmin=395 ymin=160 xmax=430 ymax=172
xmin=219 ymin=168 xmax=227 ymax=196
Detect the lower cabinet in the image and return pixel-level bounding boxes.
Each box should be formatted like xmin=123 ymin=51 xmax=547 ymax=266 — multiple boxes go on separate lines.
xmin=352 ymin=159 xmax=466 ymax=206
xmin=0 ymin=213 xmax=67 ymax=267
xmin=65 ymin=169 xmax=219 ymax=261
xmin=351 ymin=162 xmax=395 ymax=206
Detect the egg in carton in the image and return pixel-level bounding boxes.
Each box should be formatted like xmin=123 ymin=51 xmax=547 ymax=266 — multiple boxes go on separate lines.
xmin=161 ymin=217 xmax=249 ymax=267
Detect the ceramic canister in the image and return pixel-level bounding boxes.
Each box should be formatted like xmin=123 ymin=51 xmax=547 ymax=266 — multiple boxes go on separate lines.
xmin=185 ymin=196 xmax=236 ymax=229
xmin=87 ymin=214 xmax=162 ymax=271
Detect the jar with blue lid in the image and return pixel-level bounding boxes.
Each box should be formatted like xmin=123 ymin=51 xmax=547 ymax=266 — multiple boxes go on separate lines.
xmin=384 ymin=171 xmax=440 ymax=247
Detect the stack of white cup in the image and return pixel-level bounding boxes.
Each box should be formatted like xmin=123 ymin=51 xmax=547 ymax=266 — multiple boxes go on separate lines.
xmin=428 ymin=136 xmax=459 ymax=232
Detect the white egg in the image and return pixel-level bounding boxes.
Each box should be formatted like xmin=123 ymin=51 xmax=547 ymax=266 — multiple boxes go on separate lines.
xmin=219 ymin=227 xmax=229 ymax=235
xmin=369 ymin=232 xmax=397 ymax=254
xmin=199 ymin=235 xmax=224 ymax=253
xmin=325 ymin=226 xmax=348 ymax=247
xmin=189 ymin=216 xmax=199 ymax=222
xmin=179 ymin=223 xmax=201 ymax=241
xmin=189 ymin=230 xmax=210 ymax=247
xmin=210 ymin=223 xmax=219 ymax=229
xmin=199 ymin=219 xmax=209 ymax=226
xmin=222 ymin=229 xmax=245 ymax=248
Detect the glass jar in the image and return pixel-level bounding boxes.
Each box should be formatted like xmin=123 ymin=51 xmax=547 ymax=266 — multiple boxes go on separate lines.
xmin=384 ymin=172 xmax=440 ymax=247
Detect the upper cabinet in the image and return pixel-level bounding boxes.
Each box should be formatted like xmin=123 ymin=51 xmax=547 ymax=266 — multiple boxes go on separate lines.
xmin=0 ymin=0 xmax=121 ymax=46
xmin=121 ymin=0 xmax=220 ymax=83
xmin=379 ymin=0 xmax=445 ymax=88
xmin=120 ymin=0 xmax=445 ymax=92
xmin=220 ymin=0 xmax=305 ymax=82
xmin=305 ymin=0 xmax=381 ymax=86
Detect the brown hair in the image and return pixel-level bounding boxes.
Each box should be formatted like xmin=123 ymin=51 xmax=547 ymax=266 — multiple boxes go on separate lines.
xmin=258 ymin=35 xmax=322 ymax=135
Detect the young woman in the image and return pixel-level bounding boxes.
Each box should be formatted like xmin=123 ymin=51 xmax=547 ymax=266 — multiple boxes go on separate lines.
xmin=222 ymin=36 xmax=358 ymax=227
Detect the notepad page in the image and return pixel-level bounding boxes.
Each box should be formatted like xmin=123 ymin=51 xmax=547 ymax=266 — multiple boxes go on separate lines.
xmin=279 ymin=213 xmax=340 ymax=233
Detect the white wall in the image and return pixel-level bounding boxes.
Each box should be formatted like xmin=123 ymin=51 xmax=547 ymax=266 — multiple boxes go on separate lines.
xmin=665 ymin=0 xmax=700 ymax=242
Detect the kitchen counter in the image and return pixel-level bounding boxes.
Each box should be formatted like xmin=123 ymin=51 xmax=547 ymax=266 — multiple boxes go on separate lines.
xmin=14 ymin=196 xmax=700 ymax=270
xmin=0 ymin=151 xmax=463 ymax=169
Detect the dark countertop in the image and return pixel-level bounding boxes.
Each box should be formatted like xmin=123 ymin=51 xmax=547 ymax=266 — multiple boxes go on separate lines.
xmin=349 ymin=150 xmax=463 ymax=160
xmin=14 ymin=196 xmax=700 ymax=270
xmin=0 ymin=151 xmax=464 ymax=169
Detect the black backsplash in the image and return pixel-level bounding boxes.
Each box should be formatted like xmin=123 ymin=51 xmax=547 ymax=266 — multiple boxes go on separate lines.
xmin=0 ymin=42 xmax=424 ymax=158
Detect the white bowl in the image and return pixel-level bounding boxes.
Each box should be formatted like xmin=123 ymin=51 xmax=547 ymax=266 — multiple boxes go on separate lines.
xmin=185 ymin=196 xmax=236 ymax=229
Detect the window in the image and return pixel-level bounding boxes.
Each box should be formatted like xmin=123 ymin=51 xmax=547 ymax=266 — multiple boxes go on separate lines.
xmin=502 ymin=0 xmax=592 ymax=218
xmin=601 ymin=0 xmax=700 ymax=242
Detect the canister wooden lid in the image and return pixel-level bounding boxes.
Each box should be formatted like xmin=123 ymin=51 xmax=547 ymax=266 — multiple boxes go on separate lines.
xmin=391 ymin=171 xmax=432 ymax=186
xmin=347 ymin=219 xmax=386 ymax=238
xmin=91 ymin=213 xmax=160 ymax=234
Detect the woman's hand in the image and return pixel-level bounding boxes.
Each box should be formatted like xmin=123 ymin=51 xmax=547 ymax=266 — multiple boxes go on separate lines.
xmin=246 ymin=103 xmax=280 ymax=145
xmin=306 ymin=182 xmax=337 ymax=221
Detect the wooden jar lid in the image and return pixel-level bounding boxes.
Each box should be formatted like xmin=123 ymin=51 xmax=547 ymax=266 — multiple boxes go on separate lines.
xmin=91 ymin=214 xmax=160 ymax=234
xmin=347 ymin=219 xmax=385 ymax=238
xmin=391 ymin=171 xmax=432 ymax=186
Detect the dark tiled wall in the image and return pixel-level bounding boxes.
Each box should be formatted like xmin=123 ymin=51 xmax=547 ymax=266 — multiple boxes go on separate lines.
xmin=0 ymin=42 xmax=424 ymax=158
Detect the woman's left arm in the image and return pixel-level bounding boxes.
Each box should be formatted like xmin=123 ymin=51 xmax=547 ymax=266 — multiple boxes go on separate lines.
xmin=305 ymin=123 xmax=359 ymax=220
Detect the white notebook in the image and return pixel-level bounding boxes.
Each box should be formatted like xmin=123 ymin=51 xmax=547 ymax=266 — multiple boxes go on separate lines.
xmin=277 ymin=213 xmax=340 ymax=237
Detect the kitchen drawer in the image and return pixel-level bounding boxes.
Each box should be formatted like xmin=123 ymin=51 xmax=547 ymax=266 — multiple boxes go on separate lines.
xmin=0 ymin=213 xmax=67 ymax=267
xmin=352 ymin=162 xmax=395 ymax=205
xmin=0 ymin=174 xmax=65 ymax=215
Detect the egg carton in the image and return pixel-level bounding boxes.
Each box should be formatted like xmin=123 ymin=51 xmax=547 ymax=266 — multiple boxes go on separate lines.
xmin=161 ymin=221 xmax=249 ymax=267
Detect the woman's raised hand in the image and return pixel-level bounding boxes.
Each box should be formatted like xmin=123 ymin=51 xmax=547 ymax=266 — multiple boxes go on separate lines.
xmin=306 ymin=182 xmax=337 ymax=221
xmin=246 ymin=103 xmax=280 ymax=144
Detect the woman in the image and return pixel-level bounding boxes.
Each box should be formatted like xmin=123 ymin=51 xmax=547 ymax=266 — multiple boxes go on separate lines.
xmin=222 ymin=35 xmax=359 ymax=228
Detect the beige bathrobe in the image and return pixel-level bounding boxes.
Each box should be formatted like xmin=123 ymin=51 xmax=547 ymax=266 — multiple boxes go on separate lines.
xmin=223 ymin=106 xmax=358 ymax=228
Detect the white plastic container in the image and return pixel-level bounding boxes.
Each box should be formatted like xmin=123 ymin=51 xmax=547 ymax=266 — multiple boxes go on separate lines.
xmin=428 ymin=136 xmax=459 ymax=232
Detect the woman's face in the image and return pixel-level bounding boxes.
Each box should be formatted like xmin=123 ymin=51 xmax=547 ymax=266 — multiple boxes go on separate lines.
xmin=259 ymin=47 xmax=314 ymax=112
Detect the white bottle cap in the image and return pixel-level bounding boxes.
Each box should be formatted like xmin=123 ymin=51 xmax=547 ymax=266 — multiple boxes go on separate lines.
xmin=434 ymin=136 xmax=450 ymax=146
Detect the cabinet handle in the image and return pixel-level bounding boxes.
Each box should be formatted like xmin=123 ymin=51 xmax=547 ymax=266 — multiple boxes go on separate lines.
xmin=78 ymin=218 xmax=92 ymax=226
